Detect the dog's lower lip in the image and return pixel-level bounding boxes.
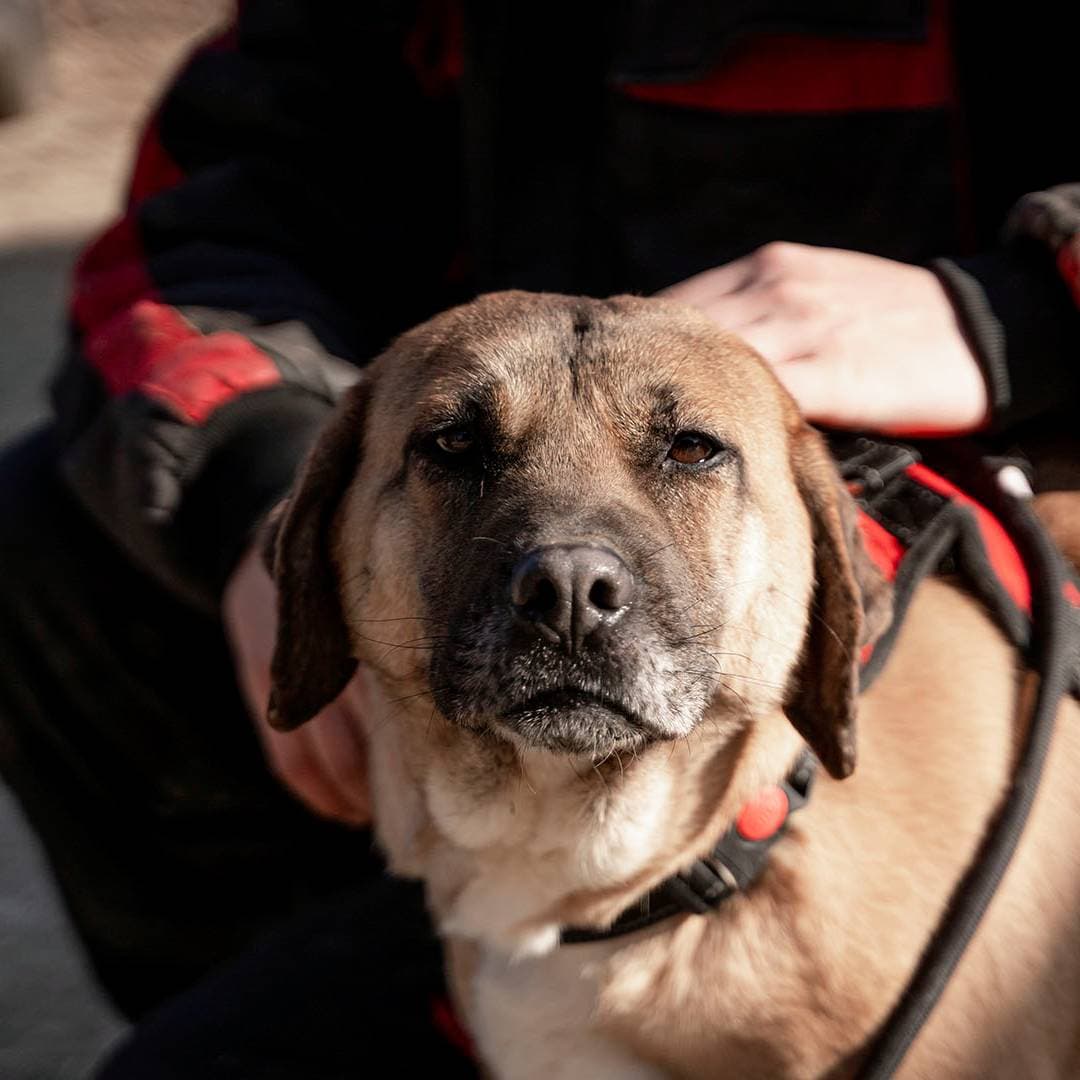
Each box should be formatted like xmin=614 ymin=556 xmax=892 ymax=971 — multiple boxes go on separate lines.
xmin=505 ymin=688 xmax=634 ymax=721
xmin=496 ymin=688 xmax=659 ymax=754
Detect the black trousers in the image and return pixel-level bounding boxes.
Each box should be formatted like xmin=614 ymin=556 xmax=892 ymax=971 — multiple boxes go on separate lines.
xmin=0 ymin=429 xmax=473 ymax=1076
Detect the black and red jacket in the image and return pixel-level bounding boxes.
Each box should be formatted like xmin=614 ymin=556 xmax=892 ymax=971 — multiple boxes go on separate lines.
xmin=51 ymin=0 xmax=1080 ymax=609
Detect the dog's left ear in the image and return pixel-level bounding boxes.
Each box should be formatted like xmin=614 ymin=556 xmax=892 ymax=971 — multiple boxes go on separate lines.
xmin=785 ymin=427 xmax=893 ymax=780
xmin=264 ymin=383 xmax=368 ymax=732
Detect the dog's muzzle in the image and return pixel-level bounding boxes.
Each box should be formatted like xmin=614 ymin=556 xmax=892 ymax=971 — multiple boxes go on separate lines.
xmin=430 ymin=541 xmax=713 ymax=756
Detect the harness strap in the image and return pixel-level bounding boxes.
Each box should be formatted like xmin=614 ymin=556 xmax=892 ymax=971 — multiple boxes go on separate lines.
xmin=855 ymin=441 xmax=1078 ymax=1078
xmin=835 ymin=435 xmax=1080 ymax=696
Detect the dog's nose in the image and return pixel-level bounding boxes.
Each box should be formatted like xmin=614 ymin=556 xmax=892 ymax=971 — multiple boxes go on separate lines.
xmin=510 ymin=545 xmax=635 ymax=651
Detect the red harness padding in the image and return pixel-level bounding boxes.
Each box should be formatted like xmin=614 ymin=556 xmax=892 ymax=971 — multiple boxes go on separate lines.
xmin=857 ymin=464 xmax=1030 ymax=612
xmin=837 ymin=438 xmax=1080 ymax=692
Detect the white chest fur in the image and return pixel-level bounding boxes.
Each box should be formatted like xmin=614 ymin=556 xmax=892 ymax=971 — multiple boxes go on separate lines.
xmin=465 ymin=940 xmax=666 ymax=1080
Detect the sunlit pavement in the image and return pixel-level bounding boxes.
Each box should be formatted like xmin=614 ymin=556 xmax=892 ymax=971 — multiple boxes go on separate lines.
xmin=0 ymin=3 xmax=228 ymax=1075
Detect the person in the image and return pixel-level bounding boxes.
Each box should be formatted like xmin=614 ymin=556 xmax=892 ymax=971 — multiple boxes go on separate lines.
xmin=1 ymin=0 xmax=1078 ymax=1074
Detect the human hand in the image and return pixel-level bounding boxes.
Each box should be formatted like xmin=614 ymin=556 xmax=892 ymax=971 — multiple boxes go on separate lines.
xmin=223 ymin=541 xmax=372 ymax=826
xmin=662 ymin=242 xmax=991 ymax=436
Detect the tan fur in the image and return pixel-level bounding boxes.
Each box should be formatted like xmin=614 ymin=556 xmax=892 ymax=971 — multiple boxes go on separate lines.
xmin=272 ymin=291 xmax=1080 ymax=1078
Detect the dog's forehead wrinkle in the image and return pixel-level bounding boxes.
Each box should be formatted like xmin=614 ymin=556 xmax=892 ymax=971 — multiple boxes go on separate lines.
xmin=406 ymin=351 xmax=577 ymax=445
xmin=397 ymin=316 xmax=777 ymax=462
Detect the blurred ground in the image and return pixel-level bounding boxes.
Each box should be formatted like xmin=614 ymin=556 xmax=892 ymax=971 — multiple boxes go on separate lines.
xmin=0 ymin=2 xmax=229 ymax=1075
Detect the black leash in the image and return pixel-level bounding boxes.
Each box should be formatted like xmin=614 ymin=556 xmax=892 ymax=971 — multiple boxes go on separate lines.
xmin=855 ymin=444 xmax=1076 ymax=1077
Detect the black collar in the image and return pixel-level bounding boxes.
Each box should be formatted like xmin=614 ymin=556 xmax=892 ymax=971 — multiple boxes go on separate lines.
xmin=561 ymin=749 xmax=816 ymax=944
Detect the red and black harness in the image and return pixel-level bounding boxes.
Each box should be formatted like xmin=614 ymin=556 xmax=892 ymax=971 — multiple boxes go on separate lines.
xmin=561 ymin=437 xmax=1080 ymax=1076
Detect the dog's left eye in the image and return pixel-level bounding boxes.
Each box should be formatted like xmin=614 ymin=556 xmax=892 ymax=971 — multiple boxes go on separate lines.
xmin=433 ymin=426 xmax=476 ymax=456
xmin=668 ymin=432 xmax=722 ymax=466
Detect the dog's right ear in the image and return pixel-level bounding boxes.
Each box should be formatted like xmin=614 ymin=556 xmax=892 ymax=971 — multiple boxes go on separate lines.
xmin=264 ymin=383 xmax=368 ymax=732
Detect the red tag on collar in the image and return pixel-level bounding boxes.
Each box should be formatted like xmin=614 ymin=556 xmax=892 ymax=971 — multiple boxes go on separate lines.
xmin=735 ymin=785 xmax=790 ymax=842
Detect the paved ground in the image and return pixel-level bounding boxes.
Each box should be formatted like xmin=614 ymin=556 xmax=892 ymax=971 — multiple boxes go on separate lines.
xmin=0 ymin=3 xmax=228 ymax=1076
xmin=0 ymin=785 xmax=123 ymax=1080
xmin=0 ymin=240 xmax=70 ymax=442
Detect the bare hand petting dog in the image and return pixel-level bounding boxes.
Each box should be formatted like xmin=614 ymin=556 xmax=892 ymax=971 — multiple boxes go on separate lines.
xmin=663 ymin=242 xmax=991 ymax=436
xmin=224 ymin=544 xmax=372 ymax=826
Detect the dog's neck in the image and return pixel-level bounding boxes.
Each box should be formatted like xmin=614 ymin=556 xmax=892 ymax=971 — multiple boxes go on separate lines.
xmin=363 ymin=674 xmax=806 ymax=957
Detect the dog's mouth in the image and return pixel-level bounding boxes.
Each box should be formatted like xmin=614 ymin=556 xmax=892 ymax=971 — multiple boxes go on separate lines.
xmin=496 ymin=688 xmax=658 ymax=755
xmin=430 ymin=607 xmax=717 ymax=758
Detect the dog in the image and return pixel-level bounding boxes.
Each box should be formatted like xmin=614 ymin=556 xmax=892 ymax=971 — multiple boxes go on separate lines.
xmin=266 ymin=291 xmax=1080 ymax=1078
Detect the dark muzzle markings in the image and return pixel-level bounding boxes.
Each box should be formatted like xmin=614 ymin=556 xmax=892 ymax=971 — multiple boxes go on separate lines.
xmin=415 ymin=380 xmax=736 ymax=758
xmin=427 ymin=496 xmax=723 ymax=757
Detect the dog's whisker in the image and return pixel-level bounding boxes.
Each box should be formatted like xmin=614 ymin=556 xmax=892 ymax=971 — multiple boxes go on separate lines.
xmin=640 ymin=541 xmax=677 ymax=563
xmin=756 ymin=585 xmax=850 ymax=660
xmin=365 ymin=688 xmax=450 ymax=736
xmin=385 ymin=687 xmax=438 ymax=706
xmin=680 ymin=666 xmax=785 ymax=691
xmin=365 ymin=685 xmax=451 ymax=733
xmin=683 ymin=643 xmax=759 ymax=670
xmin=674 ymin=577 xmax=760 ymax=614
xmin=671 ymin=591 xmax=710 ymax=621
xmin=590 ymin=756 xmax=612 ymax=791
xmin=368 ymin=708 xmax=408 ymax=734
xmin=592 ymin=744 xmax=615 ymax=769
xmin=672 ymin=624 xmax=727 ymax=643
xmin=720 ymin=671 xmax=784 ymax=690
xmin=690 ymin=645 xmax=767 ymax=676
xmin=713 ymin=620 xmax=805 ymax=654
xmin=351 ymin=615 xmax=439 ymax=624
xmin=568 ymin=756 xmax=591 ymax=785
xmin=674 ymin=669 xmax=720 ymax=709
xmin=352 ymin=632 xmax=450 ymax=651
xmin=517 ymin=764 xmax=538 ymax=797
xmin=337 ymin=567 xmax=372 ymax=589
xmin=717 ymin=681 xmax=754 ymax=725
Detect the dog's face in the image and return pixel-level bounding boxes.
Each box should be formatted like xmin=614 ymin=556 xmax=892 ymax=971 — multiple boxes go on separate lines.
xmin=268 ymin=292 xmax=888 ymax=782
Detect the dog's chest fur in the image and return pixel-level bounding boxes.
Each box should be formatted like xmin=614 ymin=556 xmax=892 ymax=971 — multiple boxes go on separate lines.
xmin=364 ymin=675 xmax=704 ymax=954
xmin=362 ymin=676 xmax=836 ymax=1076
xmin=459 ymin=891 xmax=834 ymax=1080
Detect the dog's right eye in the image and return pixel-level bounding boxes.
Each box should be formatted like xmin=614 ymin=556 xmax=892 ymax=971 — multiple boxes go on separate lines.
xmin=434 ymin=427 xmax=475 ymax=455
xmin=421 ymin=425 xmax=481 ymax=464
xmin=668 ymin=432 xmax=724 ymax=466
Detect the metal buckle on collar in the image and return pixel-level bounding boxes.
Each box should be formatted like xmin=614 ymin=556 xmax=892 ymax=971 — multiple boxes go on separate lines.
xmin=785 ymin=752 xmax=816 ymax=811
xmin=662 ymin=857 xmax=739 ymax=914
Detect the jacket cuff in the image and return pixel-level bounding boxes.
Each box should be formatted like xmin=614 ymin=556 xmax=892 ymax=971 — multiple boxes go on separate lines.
xmin=932 ymin=247 xmax=1080 ymax=432
xmin=177 ymin=387 xmax=334 ymax=597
